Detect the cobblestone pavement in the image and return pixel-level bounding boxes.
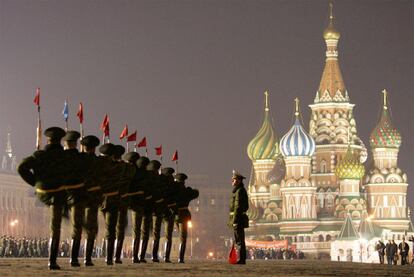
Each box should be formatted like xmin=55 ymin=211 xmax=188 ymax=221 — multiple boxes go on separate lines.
xmin=0 ymin=259 xmax=412 ymax=276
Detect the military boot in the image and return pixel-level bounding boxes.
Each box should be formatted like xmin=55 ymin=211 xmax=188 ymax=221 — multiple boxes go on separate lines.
xmin=105 ymin=239 xmax=115 ymax=265
xmin=152 ymin=240 xmax=160 ymax=262
xmin=114 ymin=238 xmax=124 ymax=264
xmin=70 ymin=239 xmax=81 ymax=267
xmin=178 ymin=242 xmax=186 ymax=263
xmin=139 ymin=239 xmax=148 ymax=263
xmin=132 ymin=239 xmax=140 ymax=263
xmin=84 ymin=239 xmax=95 ymax=266
xmin=164 ymin=241 xmax=172 ymax=263
xmin=48 ymin=238 xmax=61 ymax=270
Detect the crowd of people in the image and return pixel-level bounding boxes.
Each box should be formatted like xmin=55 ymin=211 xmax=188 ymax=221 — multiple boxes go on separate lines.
xmin=17 ymin=127 xmax=199 ymax=270
xmin=0 ymin=236 xmax=49 ymax=257
xmin=247 ymin=247 xmax=305 ymax=260
xmin=375 ymin=237 xmax=411 ymax=265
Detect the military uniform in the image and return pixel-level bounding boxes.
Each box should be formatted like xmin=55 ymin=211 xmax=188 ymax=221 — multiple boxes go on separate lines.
xmin=160 ymin=167 xmax=177 ymax=263
xmin=228 ymin=170 xmax=249 ymax=265
xmin=174 ymin=173 xmax=199 ymax=263
xmin=17 ymin=127 xmax=67 ymax=270
xmin=80 ymin=135 xmax=102 ymax=266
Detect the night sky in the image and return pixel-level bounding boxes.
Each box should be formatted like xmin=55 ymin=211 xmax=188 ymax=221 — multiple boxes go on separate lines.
xmin=0 ymin=0 xmax=412 ymax=200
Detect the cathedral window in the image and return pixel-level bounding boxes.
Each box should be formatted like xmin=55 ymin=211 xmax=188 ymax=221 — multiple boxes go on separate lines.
xmin=318 ymin=235 xmax=324 ymax=242
xmin=326 ymin=235 xmax=331 ymax=241
xmin=320 ymin=160 xmax=327 ymax=173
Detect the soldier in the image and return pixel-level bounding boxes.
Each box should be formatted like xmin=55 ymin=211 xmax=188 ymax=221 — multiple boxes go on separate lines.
xmin=146 ymin=160 xmax=166 ymax=262
xmin=137 ymin=156 xmax=153 ymax=263
xmin=174 ymin=173 xmax=199 ymax=263
xmin=228 ymin=170 xmax=249 ymax=265
xmin=63 ymin=130 xmax=89 ymax=267
xmin=160 ymin=167 xmax=177 ymax=263
xmin=123 ymin=152 xmax=144 ymax=263
xmin=17 ymin=127 xmax=67 ymax=270
xmin=80 ymin=135 xmax=102 ymax=266
xmin=113 ymin=145 xmax=135 ymax=264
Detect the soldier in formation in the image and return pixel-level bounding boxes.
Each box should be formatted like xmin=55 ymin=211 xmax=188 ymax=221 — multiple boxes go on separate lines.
xmin=17 ymin=126 xmax=199 ymax=270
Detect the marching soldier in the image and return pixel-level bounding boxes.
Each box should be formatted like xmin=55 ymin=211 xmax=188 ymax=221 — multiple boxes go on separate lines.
xmin=160 ymin=167 xmax=177 ymax=263
xmin=174 ymin=173 xmax=199 ymax=263
xmin=114 ymin=145 xmax=136 ymax=264
xmin=228 ymin=170 xmax=249 ymax=265
xmin=146 ymin=160 xmax=165 ymax=262
xmin=137 ymin=156 xmax=152 ymax=263
xmin=63 ymin=130 xmax=89 ymax=267
xmin=80 ymin=135 xmax=102 ymax=266
xmin=17 ymin=127 xmax=67 ymax=270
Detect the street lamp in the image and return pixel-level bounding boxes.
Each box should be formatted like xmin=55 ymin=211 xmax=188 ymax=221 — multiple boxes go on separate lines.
xmin=188 ymin=221 xmax=193 ymax=259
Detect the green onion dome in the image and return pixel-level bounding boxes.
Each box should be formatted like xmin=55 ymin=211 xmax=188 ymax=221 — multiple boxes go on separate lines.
xmin=370 ymin=90 xmax=401 ymax=149
xmin=335 ymin=146 xmax=365 ymax=180
xmin=247 ymin=91 xmax=280 ymax=161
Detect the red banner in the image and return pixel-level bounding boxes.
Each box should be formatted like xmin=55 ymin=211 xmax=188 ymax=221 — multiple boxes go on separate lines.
xmin=245 ymin=239 xmax=288 ymax=249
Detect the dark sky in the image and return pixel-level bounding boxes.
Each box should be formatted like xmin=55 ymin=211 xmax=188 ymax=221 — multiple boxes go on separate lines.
xmin=0 ymin=1 xmax=413 ymax=194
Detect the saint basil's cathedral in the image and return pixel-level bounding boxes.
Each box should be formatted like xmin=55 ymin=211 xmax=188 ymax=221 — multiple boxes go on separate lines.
xmin=245 ymin=4 xmax=412 ymax=260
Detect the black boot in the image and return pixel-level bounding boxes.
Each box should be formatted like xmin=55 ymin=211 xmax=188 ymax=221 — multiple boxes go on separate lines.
xmin=105 ymin=239 xmax=115 ymax=265
xmin=132 ymin=239 xmax=140 ymax=263
xmin=84 ymin=239 xmax=95 ymax=266
xmin=48 ymin=238 xmax=61 ymax=270
xmin=114 ymin=238 xmax=124 ymax=264
xmin=178 ymin=242 xmax=186 ymax=263
xmin=139 ymin=239 xmax=148 ymax=263
xmin=70 ymin=239 xmax=81 ymax=267
xmin=152 ymin=240 xmax=160 ymax=262
xmin=164 ymin=241 xmax=172 ymax=263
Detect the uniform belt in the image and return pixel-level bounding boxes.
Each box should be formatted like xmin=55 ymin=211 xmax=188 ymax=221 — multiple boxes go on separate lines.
xmin=178 ymin=207 xmax=189 ymax=211
xmin=87 ymin=186 xmax=101 ymax=192
xmin=128 ymin=191 xmax=144 ymax=196
xmin=65 ymin=183 xmax=85 ymax=190
xmin=155 ymin=198 xmax=164 ymax=203
xmin=36 ymin=183 xmax=84 ymax=193
xmin=103 ymin=191 xmax=119 ymax=197
xmin=167 ymin=203 xmax=176 ymax=207
xmin=145 ymin=196 xmax=153 ymax=200
xmin=121 ymin=193 xmax=129 ymax=198
xmin=229 ymin=212 xmax=247 ymax=215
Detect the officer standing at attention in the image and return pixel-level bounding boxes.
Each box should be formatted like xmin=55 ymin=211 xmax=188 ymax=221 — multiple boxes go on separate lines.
xmin=80 ymin=135 xmax=102 ymax=266
xmin=174 ymin=173 xmax=199 ymax=263
xmin=17 ymin=127 xmax=67 ymax=270
xmin=62 ymin=130 xmax=88 ymax=267
xmin=228 ymin=170 xmax=249 ymax=265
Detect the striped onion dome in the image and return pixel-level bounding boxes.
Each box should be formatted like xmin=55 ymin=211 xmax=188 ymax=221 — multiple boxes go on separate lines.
xmin=247 ymin=91 xmax=280 ymax=161
xmin=370 ymin=90 xmax=401 ymax=149
xmin=335 ymin=146 xmax=365 ymax=180
xmin=279 ymin=98 xmax=315 ymax=157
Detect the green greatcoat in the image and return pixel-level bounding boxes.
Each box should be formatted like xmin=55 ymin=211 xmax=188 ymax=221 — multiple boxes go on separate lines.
xmin=228 ymin=183 xmax=249 ymax=229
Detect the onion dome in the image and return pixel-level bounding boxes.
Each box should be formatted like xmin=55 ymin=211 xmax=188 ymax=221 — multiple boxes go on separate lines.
xmin=280 ymin=98 xmax=315 ymax=157
xmin=323 ymin=3 xmax=340 ymax=40
xmin=370 ymin=90 xmax=401 ymax=149
xmin=335 ymin=146 xmax=365 ymax=180
xmin=247 ymin=91 xmax=280 ymax=161
xmin=246 ymin=200 xmax=260 ymax=221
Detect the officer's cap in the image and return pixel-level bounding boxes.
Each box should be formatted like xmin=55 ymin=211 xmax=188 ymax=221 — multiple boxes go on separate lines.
xmin=124 ymin=152 xmax=140 ymax=163
xmin=161 ymin=167 xmax=175 ymax=176
xmin=99 ymin=143 xmax=115 ymax=156
xmin=44 ymin=127 xmax=66 ymax=141
xmin=232 ymin=170 xmax=245 ymax=180
xmin=63 ymin=130 xmax=81 ymax=142
xmin=80 ymin=135 xmax=100 ymax=148
xmin=136 ymin=156 xmax=150 ymax=169
xmin=147 ymin=160 xmax=161 ymax=171
xmin=174 ymin=173 xmax=188 ymax=182
xmin=113 ymin=145 xmax=126 ymax=157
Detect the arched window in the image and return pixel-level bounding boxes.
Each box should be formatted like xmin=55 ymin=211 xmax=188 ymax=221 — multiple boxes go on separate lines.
xmin=319 ymin=235 xmax=324 ymax=242
xmin=326 ymin=235 xmax=331 ymax=241
xmin=320 ymin=160 xmax=327 ymax=173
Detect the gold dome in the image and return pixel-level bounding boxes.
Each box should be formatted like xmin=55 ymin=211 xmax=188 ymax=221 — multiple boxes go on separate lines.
xmin=335 ymin=146 xmax=365 ymax=180
xmin=323 ymin=3 xmax=340 ymax=40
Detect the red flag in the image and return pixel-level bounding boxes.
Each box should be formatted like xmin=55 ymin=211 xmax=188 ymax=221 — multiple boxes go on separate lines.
xmin=228 ymin=243 xmax=238 ymax=264
xmin=100 ymin=114 xmax=110 ymax=136
xmin=127 ymin=131 xmax=137 ymax=142
xmin=119 ymin=124 xmax=128 ymax=139
xmin=77 ymin=102 xmax=83 ymax=123
xmin=34 ymin=88 xmax=40 ymax=106
xmin=155 ymin=145 xmax=162 ymax=156
xmin=172 ymin=150 xmax=178 ymax=161
xmin=137 ymin=137 xmax=147 ymax=148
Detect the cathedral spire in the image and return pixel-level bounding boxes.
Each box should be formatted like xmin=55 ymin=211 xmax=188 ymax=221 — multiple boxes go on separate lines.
xmin=6 ymin=131 xmax=13 ymax=158
xmin=2 ymin=130 xmax=17 ymax=171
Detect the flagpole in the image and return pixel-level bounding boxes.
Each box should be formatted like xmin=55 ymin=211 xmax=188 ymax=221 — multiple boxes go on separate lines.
xmin=145 ymin=147 xmax=148 ymax=157
xmin=36 ymin=106 xmax=42 ymax=150
xmin=65 ymin=118 xmax=68 ymax=131
xmin=126 ymin=141 xmax=129 ymax=152
xmin=175 ymin=160 xmax=178 ymax=173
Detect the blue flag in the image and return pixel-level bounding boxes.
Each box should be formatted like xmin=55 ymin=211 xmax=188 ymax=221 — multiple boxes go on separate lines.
xmin=62 ymin=100 xmax=69 ymax=120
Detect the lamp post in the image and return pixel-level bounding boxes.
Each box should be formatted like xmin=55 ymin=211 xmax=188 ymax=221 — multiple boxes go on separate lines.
xmin=188 ymin=221 xmax=193 ymax=259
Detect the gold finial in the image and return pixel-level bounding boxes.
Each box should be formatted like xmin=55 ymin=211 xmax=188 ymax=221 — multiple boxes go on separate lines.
xmin=264 ymin=90 xmax=270 ymax=111
xmin=294 ymin=97 xmax=300 ymax=118
xmin=382 ymin=89 xmax=388 ymax=110
xmin=329 ymin=2 xmax=334 ymax=20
